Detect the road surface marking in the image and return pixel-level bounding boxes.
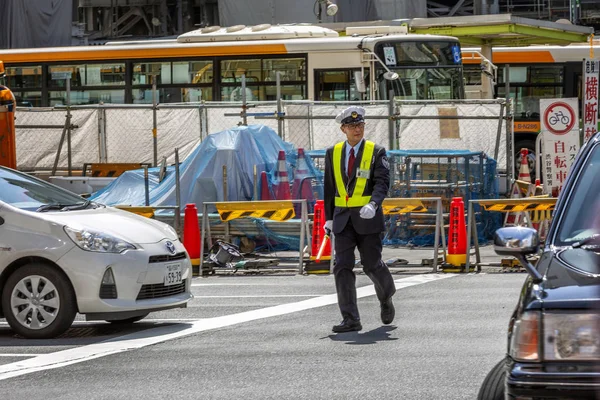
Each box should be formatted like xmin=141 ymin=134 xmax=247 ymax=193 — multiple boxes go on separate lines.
xmin=0 ymin=274 xmax=456 ymax=380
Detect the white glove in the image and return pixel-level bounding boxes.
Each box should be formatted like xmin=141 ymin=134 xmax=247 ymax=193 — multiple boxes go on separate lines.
xmin=359 ymin=202 xmax=376 ymax=219
xmin=323 ymin=220 xmax=333 ymax=234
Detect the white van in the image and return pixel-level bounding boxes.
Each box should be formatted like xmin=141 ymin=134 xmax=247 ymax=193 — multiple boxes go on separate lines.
xmin=0 ymin=166 xmax=192 ymax=339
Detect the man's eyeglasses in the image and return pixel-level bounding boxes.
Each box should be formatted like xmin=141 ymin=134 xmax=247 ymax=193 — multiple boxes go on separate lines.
xmin=344 ymin=122 xmax=365 ymax=130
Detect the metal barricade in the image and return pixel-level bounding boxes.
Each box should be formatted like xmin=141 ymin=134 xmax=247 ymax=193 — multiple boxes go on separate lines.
xmin=465 ymin=197 xmax=557 ymax=272
xmin=382 ymin=197 xmax=447 ymax=272
xmin=199 ymin=199 xmax=308 ymax=275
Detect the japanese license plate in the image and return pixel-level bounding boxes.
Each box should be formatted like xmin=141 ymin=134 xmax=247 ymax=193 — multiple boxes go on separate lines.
xmin=164 ymin=263 xmax=182 ymax=286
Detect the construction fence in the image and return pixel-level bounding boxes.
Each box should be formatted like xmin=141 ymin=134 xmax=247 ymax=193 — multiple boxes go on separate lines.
xmin=14 ymin=99 xmax=512 ymax=248
xmin=14 ymin=99 xmax=512 ymax=174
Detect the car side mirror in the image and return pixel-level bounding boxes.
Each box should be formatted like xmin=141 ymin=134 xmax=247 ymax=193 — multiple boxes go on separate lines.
xmin=494 ymin=227 xmax=543 ymax=283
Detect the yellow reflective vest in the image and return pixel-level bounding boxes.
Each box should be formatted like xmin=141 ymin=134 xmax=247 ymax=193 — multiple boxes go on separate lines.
xmin=333 ymin=140 xmax=375 ymax=207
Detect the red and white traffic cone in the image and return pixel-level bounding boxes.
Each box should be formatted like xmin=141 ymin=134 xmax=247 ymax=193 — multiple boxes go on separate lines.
xmin=518 ymin=148 xmax=531 ymax=184
xmin=274 ymin=150 xmax=291 ymax=200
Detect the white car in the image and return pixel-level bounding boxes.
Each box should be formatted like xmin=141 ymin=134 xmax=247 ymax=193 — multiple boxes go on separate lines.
xmin=0 ymin=166 xmax=192 ymax=339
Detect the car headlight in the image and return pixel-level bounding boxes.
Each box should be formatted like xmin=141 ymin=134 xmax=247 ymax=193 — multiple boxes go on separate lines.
xmin=509 ymin=311 xmax=540 ymax=362
xmin=64 ymin=226 xmax=136 ymax=253
xmin=543 ymin=312 xmax=600 ymax=361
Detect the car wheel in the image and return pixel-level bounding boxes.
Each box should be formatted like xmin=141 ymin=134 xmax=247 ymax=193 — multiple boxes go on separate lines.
xmin=477 ymin=358 xmax=506 ymax=400
xmin=1 ymin=263 xmax=77 ymax=339
xmin=106 ymin=313 xmax=149 ymax=324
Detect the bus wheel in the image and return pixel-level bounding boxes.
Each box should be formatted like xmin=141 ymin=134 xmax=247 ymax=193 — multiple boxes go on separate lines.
xmin=515 ymin=139 xmax=536 ymax=182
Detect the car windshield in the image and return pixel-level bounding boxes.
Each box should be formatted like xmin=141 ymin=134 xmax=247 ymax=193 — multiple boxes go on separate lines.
xmin=0 ymin=167 xmax=87 ymax=212
xmin=556 ymin=144 xmax=600 ymax=245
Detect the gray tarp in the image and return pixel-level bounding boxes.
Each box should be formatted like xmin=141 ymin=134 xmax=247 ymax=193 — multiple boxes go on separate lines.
xmin=0 ymin=0 xmax=72 ymax=49
xmin=218 ymin=0 xmax=425 ymax=26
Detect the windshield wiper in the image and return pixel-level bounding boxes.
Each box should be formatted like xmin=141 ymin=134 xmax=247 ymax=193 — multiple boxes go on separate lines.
xmin=572 ymin=233 xmax=600 ymax=249
xmin=36 ymin=200 xmax=92 ymax=213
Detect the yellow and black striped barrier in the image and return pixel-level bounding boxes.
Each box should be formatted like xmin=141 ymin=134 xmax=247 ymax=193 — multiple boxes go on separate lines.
xmin=215 ymin=200 xmax=295 ymax=222
xmin=477 ymin=197 xmax=556 ymax=213
xmin=381 ymin=199 xmax=428 ymax=215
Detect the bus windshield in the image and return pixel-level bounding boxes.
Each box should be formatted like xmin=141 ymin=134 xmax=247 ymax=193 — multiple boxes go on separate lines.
xmin=375 ymin=40 xmax=464 ymax=100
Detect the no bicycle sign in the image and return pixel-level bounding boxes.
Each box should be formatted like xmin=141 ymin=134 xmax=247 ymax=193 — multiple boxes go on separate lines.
xmin=542 ymin=100 xmax=577 ymax=135
xmin=539 ymin=98 xmax=580 ymax=195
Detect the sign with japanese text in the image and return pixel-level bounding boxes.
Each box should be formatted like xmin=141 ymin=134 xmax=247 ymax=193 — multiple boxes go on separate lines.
xmin=540 ymin=98 xmax=580 ymax=196
xmin=583 ymin=59 xmax=599 ymax=143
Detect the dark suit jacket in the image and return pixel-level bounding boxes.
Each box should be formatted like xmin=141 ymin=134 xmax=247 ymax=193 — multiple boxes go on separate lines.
xmin=324 ymin=140 xmax=390 ymax=235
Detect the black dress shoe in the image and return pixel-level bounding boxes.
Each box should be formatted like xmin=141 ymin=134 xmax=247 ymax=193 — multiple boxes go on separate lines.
xmin=380 ymin=297 xmax=395 ymax=325
xmin=332 ymin=318 xmax=362 ymax=333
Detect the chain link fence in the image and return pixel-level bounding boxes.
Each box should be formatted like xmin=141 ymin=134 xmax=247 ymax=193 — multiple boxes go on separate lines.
xmin=14 ymin=98 xmax=511 ymax=177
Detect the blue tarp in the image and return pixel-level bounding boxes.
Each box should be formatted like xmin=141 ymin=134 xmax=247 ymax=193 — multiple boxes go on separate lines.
xmin=91 ymin=125 xmax=298 ymax=211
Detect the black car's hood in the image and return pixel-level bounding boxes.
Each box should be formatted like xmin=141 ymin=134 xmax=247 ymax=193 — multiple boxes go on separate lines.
xmin=540 ymin=248 xmax=600 ymax=309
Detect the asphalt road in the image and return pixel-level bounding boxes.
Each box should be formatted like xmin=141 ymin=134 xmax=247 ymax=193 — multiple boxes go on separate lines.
xmin=0 ymin=268 xmax=526 ymax=399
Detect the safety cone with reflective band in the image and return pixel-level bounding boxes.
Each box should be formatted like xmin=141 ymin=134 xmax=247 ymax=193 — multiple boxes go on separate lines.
xmin=259 ymin=171 xmax=273 ymax=200
xmin=305 ymin=199 xmax=331 ymax=274
xmin=274 ymin=150 xmax=291 ymax=201
xmin=291 ymin=148 xmax=315 ymax=214
xmin=447 ymin=197 xmax=467 ymax=267
xmin=183 ymin=203 xmax=201 ymax=275
xmin=518 ymin=148 xmax=531 ymax=183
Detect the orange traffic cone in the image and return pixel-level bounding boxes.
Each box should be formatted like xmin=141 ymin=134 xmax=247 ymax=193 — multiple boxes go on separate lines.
xmin=259 ymin=171 xmax=273 ymax=200
xmin=447 ymin=197 xmax=467 ymax=267
xmin=518 ymin=148 xmax=531 ymax=183
xmin=274 ymin=150 xmax=291 ymax=200
xmin=305 ymin=199 xmax=331 ymax=274
xmin=183 ymin=203 xmax=201 ymax=274
xmin=292 ymin=148 xmax=315 ymax=214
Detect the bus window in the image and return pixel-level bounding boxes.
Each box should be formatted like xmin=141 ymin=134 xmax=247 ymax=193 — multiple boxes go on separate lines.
xmin=5 ymin=66 xmax=42 ymax=89
xmin=48 ymin=65 xmax=83 ymax=87
xmin=87 ymin=63 xmax=126 ymax=86
xmin=181 ymin=87 xmax=213 ymax=102
xmin=497 ymin=86 xmax=564 ymax=119
xmin=133 ymin=62 xmax=171 ymax=85
xmin=14 ymin=92 xmax=41 ymax=107
xmin=317 ymin=70 xmax=349 ymax=101
xmin=380 ymin=68 xmax=462 ymax=100
xmin=173 ymin=61 xmax=213 ymax=84
xmin=374 ymin=40 xmax=464 ymax=100
xmin=315 ymin=69 xmax=367 ymax=101
xmin=220 ymin=60 xmax=261 ymax=83
xmin=262 ymin=58 xmax=305 ymax=82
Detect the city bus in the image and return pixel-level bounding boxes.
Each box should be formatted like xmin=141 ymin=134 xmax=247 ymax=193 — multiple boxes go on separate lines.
xmin=0 ymin=24 xmax=465 ymax=108
xmin=463 ymin=42 xmax=600 ymax=170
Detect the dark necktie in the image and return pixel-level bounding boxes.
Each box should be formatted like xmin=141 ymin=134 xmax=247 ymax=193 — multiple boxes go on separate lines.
xmin=348 ymin=147 xmax=355 ymax=176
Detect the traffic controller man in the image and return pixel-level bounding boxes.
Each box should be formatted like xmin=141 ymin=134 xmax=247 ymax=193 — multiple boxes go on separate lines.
xmin=323 ymin=106 xmax=396 ymax=333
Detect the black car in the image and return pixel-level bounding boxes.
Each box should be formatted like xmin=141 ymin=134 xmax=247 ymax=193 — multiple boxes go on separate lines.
xmin=478 ymin=131 xmax=600 ymax=400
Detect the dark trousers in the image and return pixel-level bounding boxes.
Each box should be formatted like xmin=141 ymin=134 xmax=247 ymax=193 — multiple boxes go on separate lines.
xmin=333 ymin=218 xmax=396 ymax=321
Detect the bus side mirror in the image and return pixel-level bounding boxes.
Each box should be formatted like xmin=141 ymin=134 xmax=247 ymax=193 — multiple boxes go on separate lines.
xmin=354 ymin=71 xmax=366 ymax=93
